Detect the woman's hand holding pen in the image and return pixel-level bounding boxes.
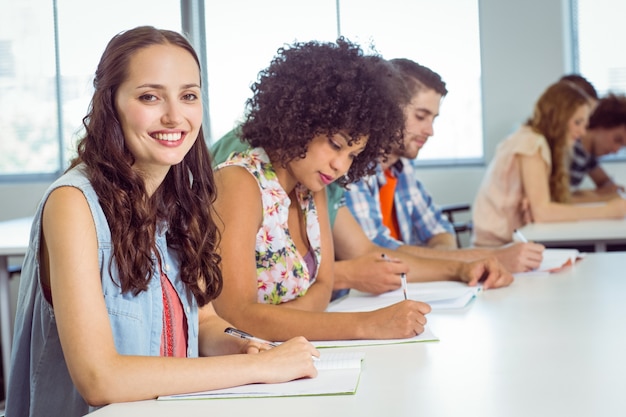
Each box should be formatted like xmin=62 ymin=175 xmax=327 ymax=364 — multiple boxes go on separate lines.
xmin=225 ymin=328 xmax=319 ymax=382
xmin=364 ymin=300 xmax=431 ymax=339
xmin=255 ymin=337 xmax=320 ymax=383
xmin=494 ymin=241 xmax=545 ymax=273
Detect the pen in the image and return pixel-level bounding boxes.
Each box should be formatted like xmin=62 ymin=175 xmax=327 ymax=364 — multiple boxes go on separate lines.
xmin=224 ymin=327 xmax=320 ymax=361
xmin=400 ymin=272 xmax=408 ymax=301
xmin=224 ymin=327 xmax=279 ymax=347
xmin=513 ymin=229 xmax=528 ymax=243
xmin=382 ymin=254 xmax=408 ymax=300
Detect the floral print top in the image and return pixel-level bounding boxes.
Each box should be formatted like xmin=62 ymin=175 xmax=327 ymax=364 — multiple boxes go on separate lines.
xmin=216 ymin=147 xmax=322 ymax=304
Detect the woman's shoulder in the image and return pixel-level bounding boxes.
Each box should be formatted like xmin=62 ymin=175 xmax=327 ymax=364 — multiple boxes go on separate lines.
xmin=503 ymin=126 xmax=549 ymax=157
xmin=218 ymin=147 xmax=269 ymax=167
xmin=49 ymin=164 xmax=90 ymax=188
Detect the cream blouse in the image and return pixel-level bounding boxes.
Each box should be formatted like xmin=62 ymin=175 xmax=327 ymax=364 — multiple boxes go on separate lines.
xmin=472 ymin=125 xmax=552 ymax=246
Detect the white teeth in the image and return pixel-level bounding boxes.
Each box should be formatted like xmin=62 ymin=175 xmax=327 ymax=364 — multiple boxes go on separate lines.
xmin=153 ymin=132 xmax=182 ymax=141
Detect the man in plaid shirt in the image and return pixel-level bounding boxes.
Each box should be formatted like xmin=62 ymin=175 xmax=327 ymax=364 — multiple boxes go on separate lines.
xmin=346 ymin=59 xmax=545 ymax=273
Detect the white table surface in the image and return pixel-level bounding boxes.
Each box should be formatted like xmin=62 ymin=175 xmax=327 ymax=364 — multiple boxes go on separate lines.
xmin=88 ymin=251 xmax=626 ymax=417
xmin=518 ymin=218 xmax=626 ymax=251
xmin=0 ymin=216 xmax=31 ymax=399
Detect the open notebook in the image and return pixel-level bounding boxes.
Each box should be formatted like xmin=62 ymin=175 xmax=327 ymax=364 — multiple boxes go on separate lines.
xmin=157 ymin=351 xmax=365 ymax=400
xmin=312 ymin=325 xmax=439 ymax=348
xmin=327 ymin=281 xmax=481 ymax=314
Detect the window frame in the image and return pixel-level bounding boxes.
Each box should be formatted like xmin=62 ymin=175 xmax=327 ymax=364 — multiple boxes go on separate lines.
xmin=0 ymin=0 xmax=205 ymax=184
xmin=571 ymin=0 xmax=626 ymax=164
xmin=0 ymin=0 xmax=506 ymax=181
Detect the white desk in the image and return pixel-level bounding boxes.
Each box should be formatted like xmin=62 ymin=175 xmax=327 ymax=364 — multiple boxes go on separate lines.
xmin=0 ymin=217 xmax=31 ymax=399
xmin=518 ymin=218 xmax=626 ymax=251
xmin=88 ymin=252 xmax=626 ymax=417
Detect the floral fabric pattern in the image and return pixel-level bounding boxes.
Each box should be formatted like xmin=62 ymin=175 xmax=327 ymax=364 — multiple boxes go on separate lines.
xmin=217 ymin=147 xmax=321 ymax=304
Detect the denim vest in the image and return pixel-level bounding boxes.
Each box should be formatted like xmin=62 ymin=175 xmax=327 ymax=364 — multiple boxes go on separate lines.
xmin=6 ymin=166 xmax=199 ymax=417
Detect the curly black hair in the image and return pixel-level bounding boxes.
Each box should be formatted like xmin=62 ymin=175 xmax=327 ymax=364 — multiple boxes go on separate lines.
xmin=240 ymin=38 xmax=406 ymax=185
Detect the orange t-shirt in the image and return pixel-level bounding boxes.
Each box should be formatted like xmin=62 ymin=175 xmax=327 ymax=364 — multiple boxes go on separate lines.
xmin=379 ymin=168 xmax=401 ymax=240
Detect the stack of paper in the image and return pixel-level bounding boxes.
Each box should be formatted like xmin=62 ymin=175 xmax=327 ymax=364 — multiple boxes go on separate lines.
xmin=157 ymin=351 xmax=365 ymax=400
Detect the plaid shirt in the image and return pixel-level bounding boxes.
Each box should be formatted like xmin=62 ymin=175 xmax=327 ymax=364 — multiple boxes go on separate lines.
xmin=345 ymin=158 xmax=454 ymax=249
xmin=570 ymin=139 xmax=597 ymax=187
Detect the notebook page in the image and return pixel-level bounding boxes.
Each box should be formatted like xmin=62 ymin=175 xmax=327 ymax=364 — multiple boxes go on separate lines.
xmin=314 ymin=351 xmax=364 ymax=370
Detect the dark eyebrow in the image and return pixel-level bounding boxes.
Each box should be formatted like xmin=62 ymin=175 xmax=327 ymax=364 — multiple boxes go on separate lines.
xmin=136 ymin=83 xmax=201 ymax=90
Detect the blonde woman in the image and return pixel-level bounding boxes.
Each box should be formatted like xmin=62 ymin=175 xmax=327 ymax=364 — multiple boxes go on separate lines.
xmin=472 ymin=81 xmax=626 ymax=247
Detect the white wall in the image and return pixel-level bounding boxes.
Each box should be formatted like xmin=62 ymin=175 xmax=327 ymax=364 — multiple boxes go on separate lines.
xmin=0 ymin=182 xmax=50 ymax=221
xmin=1 ymin=0 xmax=625 ymax=221
xmin=421 ymin=0 xmax=574 ymax=206
xmin=413 ymin=0 xmax=626 ymax=207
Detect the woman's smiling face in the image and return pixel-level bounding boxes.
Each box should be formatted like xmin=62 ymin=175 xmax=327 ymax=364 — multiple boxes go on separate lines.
xmin=115 ymin=43 xmax=202 ymax=187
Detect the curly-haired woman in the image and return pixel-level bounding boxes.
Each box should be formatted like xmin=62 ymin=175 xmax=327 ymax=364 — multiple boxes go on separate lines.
xmin=212 ymin=38 xmax=431 ymax=342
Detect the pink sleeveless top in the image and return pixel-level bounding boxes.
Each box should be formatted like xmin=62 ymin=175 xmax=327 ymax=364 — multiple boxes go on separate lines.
xmin=160 ymin=271 xmax=188 ymax=357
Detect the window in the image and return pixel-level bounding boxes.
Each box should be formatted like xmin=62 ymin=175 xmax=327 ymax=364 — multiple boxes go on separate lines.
xmin=338 ymin=0 xmax=483 ymax=162
xmin=574 ymin=0 xmax=626 ymax=96
xmin=205 ymin=0 xmax=484 ymax=162
xmin=0 ymin=0 xmax=181 ymax=178
xmin=574 ymin=0 xmax=626 ymax=159
xmin=2 ymin=0 xmax=485 ymax=179
xmin=204 ymin=0 xmax=338 ymax=142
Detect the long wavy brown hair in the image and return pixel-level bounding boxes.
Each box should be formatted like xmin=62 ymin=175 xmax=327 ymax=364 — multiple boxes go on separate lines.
xmin=527 ymin=81 xmax=590 ymax=203
xmin=68 ymin=26 xmax=221 ymax=306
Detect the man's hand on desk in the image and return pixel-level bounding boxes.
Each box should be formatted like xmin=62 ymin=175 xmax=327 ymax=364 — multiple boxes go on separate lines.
xmin=458 ymin=256 xmax=514 ymax=290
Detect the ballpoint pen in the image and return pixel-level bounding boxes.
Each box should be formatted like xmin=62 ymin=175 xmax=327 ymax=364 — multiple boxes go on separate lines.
xmin=224 ymin=327 xmax=319 ymax=361
xmin=513 ymin=229 xmax=528 ymax=243
xmin=400 ymin=272 xmax=408 ymax=301
xmin=224 ymin=327 xmax=279 ymax=347
xmin=382 ymin=253 xmax=408 ymax=300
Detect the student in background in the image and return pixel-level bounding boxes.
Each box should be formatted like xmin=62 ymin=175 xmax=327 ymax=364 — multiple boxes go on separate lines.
xmin=212 ymin=39 xmax=435 ymax=342
xmin=472 ymin=81 xmax=626 ymax=247
xmin=560 ymin=74 xmax=599 ymax=105
xmin=570 ymin=94 xmax=626 ymax=202
xmin=560 ymin=74 xmax=626 ymax=201
xmin=6 ymin=26 xmax=318 ymax=417
xmin=344 ymin=58 xmax=544 ymax=273
xmin=212 ymin=129 xmax=512 ymax=297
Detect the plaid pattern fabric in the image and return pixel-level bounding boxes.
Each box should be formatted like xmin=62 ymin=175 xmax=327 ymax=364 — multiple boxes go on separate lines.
xmin=345 ymin=158 xmax=454 ymax=249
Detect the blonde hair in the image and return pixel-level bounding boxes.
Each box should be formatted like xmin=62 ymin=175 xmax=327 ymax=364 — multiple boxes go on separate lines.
xmin=528 ymin=81 xmax=590 ymax=203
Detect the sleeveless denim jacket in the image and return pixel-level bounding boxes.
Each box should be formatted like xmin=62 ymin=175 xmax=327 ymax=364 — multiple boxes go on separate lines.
xmin=6 ymin=165 xmax=199 ymax=417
